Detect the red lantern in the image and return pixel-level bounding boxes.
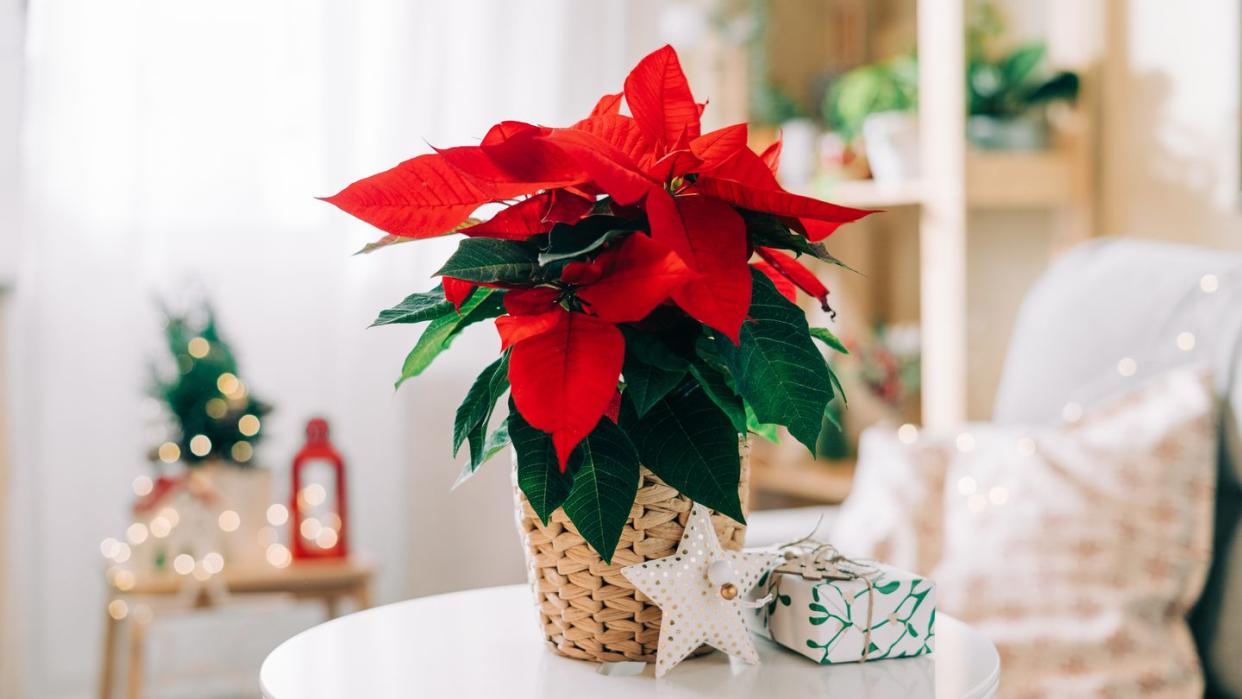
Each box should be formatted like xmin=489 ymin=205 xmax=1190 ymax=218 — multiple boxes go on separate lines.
xmin=290 ymin=417 xmax=349 ymax=560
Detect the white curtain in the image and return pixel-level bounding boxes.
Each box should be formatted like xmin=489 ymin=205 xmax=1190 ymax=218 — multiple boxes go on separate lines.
xmin=5 ymin=1 xmax=663 ymax=696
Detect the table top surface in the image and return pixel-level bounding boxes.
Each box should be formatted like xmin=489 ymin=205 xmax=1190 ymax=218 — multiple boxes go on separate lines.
xmin=261 ymin=584 xmax=999 ymax=699
xmin=111 ymin=559 xmax=375 ymax=595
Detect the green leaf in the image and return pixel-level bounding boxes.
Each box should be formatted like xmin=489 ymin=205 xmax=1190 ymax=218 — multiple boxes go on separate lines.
xmin=745 ymin=403 xmax=781 ymax=443
xmin=622 ymin=379 xmax=745 ymax=524
xmin=482 ymin=422 xmax=511 ymax=460
xmin=372 ymin=286 xmax=454 ymax=327
xmin=716 ymin=270 xmax=834 ymax=455
xmin=452 ymin=422 xmax=511 ymax=490
xmin=435 ymin=238 xmax=539 ymax=284
xmin=396 ymin=288 xmax=505 ymax=388
xmin=510 ymin=405 xmax=571 ymax=526
xmin=620 ymin=325 xmax=694 ymax=371
xmin=1024 ymin=71 xmax=1079 ymax=105
xmin=827 ymin=364 xmax=846 ymax=406
xmin=452 ymin=353 xmax=510 ymax=465
xmin=560 ymin=417 xmax=640 ymax=563
xmin=809 ymin=329 xmax=848 ymax=405
xmin=809 ymin=326 xmax=849 ymax=355
xmin=744 ymin=211 xmax=824 ymax=256
xmin=623 ymin=355 xmax=686 ymax=418
xmin=1002 ymin=43 xmax=1045 ymax=87
xmin=454 ymin=424 xmax=511 ymax=489
xmin=743 ymin=211 xmax=858 ymax=272
xmin=538 ymin=216 xmax=639 ymax=265
xmin=354 ymin=218 xmax=481 ymax=255
xmin=687 ymin=361 xmax=746 ymax=434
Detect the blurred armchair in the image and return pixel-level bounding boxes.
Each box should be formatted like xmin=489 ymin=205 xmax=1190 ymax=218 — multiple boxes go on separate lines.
xmin=748 ymin=238 xmax=1242 ymax=697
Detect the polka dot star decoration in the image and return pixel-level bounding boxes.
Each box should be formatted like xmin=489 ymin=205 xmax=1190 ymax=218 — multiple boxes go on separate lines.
xmin=621 ymin=504 xmax=783 ymax=677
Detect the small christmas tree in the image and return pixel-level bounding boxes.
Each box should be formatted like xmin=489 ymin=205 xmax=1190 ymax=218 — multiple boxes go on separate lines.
xmin=151 ymin=304 xmax=271 ymax=467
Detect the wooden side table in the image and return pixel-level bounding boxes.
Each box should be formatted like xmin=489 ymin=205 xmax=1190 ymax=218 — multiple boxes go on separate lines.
xmin=100 ymin=559 xmax=374 ymax=699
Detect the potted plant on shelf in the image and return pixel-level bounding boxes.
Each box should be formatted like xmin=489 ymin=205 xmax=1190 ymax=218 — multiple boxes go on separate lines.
xmin=822 ymin=54 xmax=919 ymax=183
xmin=965 ymin=42 xmax=1079 ymax=150
xmin=324 ymin=45 xmax=872 ymax=662
xmin=965 ymin=0 xmax=1080 ymax=150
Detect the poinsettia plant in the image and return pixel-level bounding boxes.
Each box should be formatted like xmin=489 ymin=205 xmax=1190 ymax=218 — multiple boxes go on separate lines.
xmin=325 ymin=46 xmax=872 ymax=562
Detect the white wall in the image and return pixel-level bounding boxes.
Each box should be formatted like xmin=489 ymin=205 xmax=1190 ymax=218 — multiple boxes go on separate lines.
xmin=1100 ymin=0 xmax=1242 ymax=247
xmin=0 ymin=1 xmax=22 ymax=696
xmin=4 ymin=2 xmax=662 ymax=697
xmin=0 ymin=0 xmax=19 ymax=286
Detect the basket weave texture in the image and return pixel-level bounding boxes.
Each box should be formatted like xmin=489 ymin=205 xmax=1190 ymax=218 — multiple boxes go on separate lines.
xmin=512 ymin=442 xmax=750 ymax=663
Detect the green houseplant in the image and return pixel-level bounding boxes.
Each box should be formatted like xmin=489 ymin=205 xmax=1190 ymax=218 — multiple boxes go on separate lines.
xmin=324 ymin=45 xmax=872 ymax=662
xmin=966 ymin=0 xmax=1080 ymax=149
xmin=823 ymin=55 xmax=919 ymax=182
xmin=966 ymin=41 xmax=1079 ymax=149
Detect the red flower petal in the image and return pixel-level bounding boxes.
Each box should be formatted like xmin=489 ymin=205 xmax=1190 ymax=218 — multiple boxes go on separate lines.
xmin=321 ymin=153 xmax=495 ymax=238
xmin=481 ymin=121 xmax=549 ymax=145
xmin=647 ymin=190 xmax=751 ymax=341
xmin=751 ymin=261 xmax=797 ymax=302
xmin=623 ymin=45 xmax=701 ymax=149
xmin=545 ymin=189 xmax=596 ymax=224
xmin=541 ymin=128 xmax=654 ymax=205
xmin=694 ymin=174 xmax=874 ymax=224
xmin=604 ymin=389 xmax=622 ymax=423
xmin=460 ymin=195 xmax=553 ymax=239
xmin=589 ymin=92 xmax=623 ymax=117
xmin=755 ymin=246 xmax=830 ymax=310
xmin=503 ymin=288 xmax=561 ymax=316
xmin=646 ymin=149 xmax=702 ymax=183
xmin=569 ymin=114 xmax=657 ymax=169
xmin=461 ymin=191 xmax=593 ymax=240
xmin=689 ymin=124 xmax=749 ymax=170
xmin=707 ymin=146 xmax=782 ymax=190
xmin=442 ymin=277 xmax=476 ymax=310
xmin=564 ymin=233 xmax=696 ymax=323
xmin=436 ymin=131 xmax=585 ymax=197
xmin=799 ymin=218 xmax=844 ymax=242
xmin=508 ymin=310 xmax=625 ymax=469
xmin=495 ymin=309 xmax=563 ymax=351
xmin=760 ymin=138 xmax=782 ymax=175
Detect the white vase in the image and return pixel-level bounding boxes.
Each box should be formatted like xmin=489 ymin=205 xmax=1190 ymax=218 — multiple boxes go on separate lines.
xmin=777 ymin=118 xmax=819 ymax=188
xmin=966 ymin=114 xmax=1049 ymax=151
xmin=862 ymin=111 xmax=920 ymax=183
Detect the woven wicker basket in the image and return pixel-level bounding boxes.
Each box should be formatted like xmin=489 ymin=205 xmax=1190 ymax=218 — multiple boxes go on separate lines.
xmin=512 ymin=441 xmax=750 ymax=663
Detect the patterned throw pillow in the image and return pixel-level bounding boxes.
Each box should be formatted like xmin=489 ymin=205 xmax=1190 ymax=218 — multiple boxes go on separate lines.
xmin=832 ymin=426 xmax=950 ymax=576
xmin=835 ymin=368 xmax=1218 ymax=698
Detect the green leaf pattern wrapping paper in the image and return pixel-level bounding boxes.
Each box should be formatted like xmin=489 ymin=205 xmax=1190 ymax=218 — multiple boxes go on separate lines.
xmin=750 ymin=561 xmax=936 ymax=665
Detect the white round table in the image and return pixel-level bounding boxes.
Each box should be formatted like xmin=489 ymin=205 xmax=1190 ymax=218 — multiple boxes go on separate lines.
xmin=261 ymin=585 xmax=999 ymax=698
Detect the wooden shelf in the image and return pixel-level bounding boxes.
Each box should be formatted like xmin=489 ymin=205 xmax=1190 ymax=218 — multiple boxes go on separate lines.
xmin=966 ymin=148 xmax=1081 ymax=209
xmin=797 ymin=178 xmax=925 ymax=208
xmin=799 ymin=147 xmax=1081 ymax=211
xmin=750 ymin=458 xmax=855 ymax=505
xmin=110 ymin=558 xmax=375 ymax=596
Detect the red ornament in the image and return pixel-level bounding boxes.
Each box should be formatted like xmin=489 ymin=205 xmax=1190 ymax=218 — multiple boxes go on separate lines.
xmin=289 ymin=418 xmax=349 ymax=561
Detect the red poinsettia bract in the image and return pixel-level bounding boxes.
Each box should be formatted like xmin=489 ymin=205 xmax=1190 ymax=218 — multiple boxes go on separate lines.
xmin=326 ymin=45 xmax=873 ymax=469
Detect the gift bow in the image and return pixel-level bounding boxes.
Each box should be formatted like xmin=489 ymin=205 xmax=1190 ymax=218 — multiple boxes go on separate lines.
xmin=774 ymin=541 xmax=879 ymax=582
xmin=765 ymin=535 xmax=884 ymax=662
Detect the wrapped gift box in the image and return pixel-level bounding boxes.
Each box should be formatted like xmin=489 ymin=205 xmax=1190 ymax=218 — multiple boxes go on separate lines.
xmin=749 ymin=552 xmax=936 ymax=665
